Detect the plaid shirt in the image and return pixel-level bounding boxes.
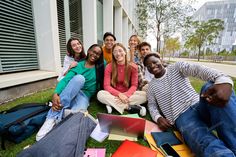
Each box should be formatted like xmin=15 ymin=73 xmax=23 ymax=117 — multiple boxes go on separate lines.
xmin=136 ymin=58 xmax=148 ymax=90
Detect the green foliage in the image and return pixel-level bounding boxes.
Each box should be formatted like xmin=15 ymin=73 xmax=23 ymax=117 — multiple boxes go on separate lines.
xmin=184 ymin=19 xmax=224 ymax=61
xmin=180 ymin=50 xmax=190 ymax=57
xmin=164 ymin=37 xmax=181 ymax=58
xmin=136 ymin=0 xmax=149 ymax=38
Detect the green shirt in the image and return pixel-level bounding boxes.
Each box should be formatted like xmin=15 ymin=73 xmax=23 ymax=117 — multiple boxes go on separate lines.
xmin=54 ymin=60 xmax=97 ymax=99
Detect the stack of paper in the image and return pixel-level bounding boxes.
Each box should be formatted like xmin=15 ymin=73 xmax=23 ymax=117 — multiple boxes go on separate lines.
xmin=90 ymin=123 xmax=109 ymax=142
xmin=108 ymin=127 xmax=138 ymax=141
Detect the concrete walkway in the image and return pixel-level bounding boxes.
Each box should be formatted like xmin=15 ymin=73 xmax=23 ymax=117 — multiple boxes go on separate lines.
xmin=166 ymin=57 xmax=236 ymax=78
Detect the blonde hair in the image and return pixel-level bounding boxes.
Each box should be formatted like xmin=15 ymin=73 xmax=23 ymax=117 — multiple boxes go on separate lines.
xmin=111 ymin=43 xmax=131 ymax=88
xmin=128 ymin=35 xmax=142 ymax=45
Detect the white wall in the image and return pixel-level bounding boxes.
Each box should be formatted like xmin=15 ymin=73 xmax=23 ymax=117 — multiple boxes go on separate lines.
xmin=82 ymin=0 xmax=97 ymax=52
xmin=32 ymin=0 xmax=61 ymax=73
xmin=114 ymin=6 xmax=123 ymax=43
xmin=103 ymin=0 xmax=114 ymax=33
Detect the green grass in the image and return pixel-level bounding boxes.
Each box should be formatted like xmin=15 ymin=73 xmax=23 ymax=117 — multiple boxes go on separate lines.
xmin=0 ymin=77 xmax=235 ymax=157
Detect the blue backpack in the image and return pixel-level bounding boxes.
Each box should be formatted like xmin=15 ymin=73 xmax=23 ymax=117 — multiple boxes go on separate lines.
xmin=0 ymin=103 xmax=50 ymax=150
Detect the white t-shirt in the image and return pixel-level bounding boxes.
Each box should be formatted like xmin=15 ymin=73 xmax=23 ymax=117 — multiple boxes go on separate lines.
xmin=57 ymin=55 xmax=75 ymax=81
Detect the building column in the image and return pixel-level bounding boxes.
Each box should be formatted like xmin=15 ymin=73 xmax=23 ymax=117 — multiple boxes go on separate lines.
xmin=128 ymin=21 xmax=132 ymax=38
xmin=64 ymin=0 xmax=71 ymax=41
xmin=122 ymin=15 xmax=128 ymax=48
xmin=82 ymin=0 xmax=97 ymax=52
xmin=114 ymin=6 xmax=122 ymax=43
xmin=32 ymin=0 xmax=61 ymax=73
xmin=103 ymin=0 xmax=113 ymax=33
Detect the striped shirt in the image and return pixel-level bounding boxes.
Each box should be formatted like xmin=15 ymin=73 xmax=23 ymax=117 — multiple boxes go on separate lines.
xmin=147 ymin=61 xmax=233 ymax=124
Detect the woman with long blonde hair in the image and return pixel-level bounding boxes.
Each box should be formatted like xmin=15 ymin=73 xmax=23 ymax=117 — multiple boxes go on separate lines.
xmin=97 ymin=43 xmax=147 ymax=116
xmin=128 ymin=35 xmax=141 ymax=63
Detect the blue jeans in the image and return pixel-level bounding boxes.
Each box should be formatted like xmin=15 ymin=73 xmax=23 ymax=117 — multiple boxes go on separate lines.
xmin=175 ymin=82 xmax=236 ymax=157
xmin=47 ymin=75 xmax=89 ymax=121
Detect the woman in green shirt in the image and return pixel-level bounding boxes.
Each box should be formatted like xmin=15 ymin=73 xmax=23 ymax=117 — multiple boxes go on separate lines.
xmin=36 ymin=44 xmax=105 ymax=141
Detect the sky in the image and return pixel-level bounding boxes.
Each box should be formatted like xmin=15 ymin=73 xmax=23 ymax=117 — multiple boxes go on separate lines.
xmin=146 ymin=0 xmax=224 ymax=50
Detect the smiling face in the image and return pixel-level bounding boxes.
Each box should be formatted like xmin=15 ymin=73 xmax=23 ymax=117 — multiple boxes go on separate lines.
xmin=140 ymin=45 xmax=151 ymax=58
xmin=112 ymin=45 xmax=126 ymax=64
xmin=70 ymin=40 xmax=82 ymax=55
xmin=129 ymin=36 xmax=139 ymax=49
xmin=145 ymin=56 xmax=165 ymax=78
xmin=104 ymin=36 xmax=115 ymax=50
xmin=87 ymin=46 xmax=102 ymax=64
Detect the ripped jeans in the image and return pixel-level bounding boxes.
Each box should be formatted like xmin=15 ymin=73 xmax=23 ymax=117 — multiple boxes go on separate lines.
xmin=175 ymin=82 xmax=236 ymax=157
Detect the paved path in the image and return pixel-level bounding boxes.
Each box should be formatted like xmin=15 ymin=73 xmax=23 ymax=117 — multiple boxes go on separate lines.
xmin=166 ymin=58 xmax=236 ymax=78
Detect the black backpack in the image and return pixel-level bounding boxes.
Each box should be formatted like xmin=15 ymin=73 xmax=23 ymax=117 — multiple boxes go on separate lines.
xmin=0 ymin=103 xmax=50 ymax=149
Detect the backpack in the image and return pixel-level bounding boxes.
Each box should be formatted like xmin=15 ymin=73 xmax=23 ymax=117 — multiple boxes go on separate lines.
xmin=0 ymin=103 xmax=50 ymax=150
xmin=17 ymin=112 xmax=97 ymax=157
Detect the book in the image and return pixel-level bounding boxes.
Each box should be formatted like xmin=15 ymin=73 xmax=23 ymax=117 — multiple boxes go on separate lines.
xmin=145 ymin=133 xmax=194 ymax=157
xmin=151 ymin=131 xmax=183 ymax=147
xmin=83 ymin=148 xmax=106 ymax=157
xmin=90 ymin=122 xmax=109 ymax=142
xmin=112 ymin=139 xmax=157 ymax=157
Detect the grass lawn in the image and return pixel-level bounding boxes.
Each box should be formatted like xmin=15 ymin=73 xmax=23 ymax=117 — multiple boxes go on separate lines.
xmin=0 ymin=77 xmax=235 ymax=157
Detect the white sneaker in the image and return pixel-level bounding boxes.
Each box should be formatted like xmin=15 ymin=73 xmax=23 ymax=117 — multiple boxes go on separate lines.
xmin=106 ymin=105 xmax=112 ymax=114
xmin=36 ymin=118 xmax=56 ymax=141
xmin=139 ymin=106 xmax=146 ymax=117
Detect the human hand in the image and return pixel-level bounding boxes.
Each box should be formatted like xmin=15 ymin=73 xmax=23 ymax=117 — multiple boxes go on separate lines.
xmin=157 ymin=117 xmax=172 ymax=131
xmin=118 ymin=93 xmax=129 ymax=104
xmin=52 ymin=94 xmax=63 ymax=111
xmin=70 ymin=61 xmax=78 ymax=68
xmin=201 ymin=83 xmax=232 ymax=107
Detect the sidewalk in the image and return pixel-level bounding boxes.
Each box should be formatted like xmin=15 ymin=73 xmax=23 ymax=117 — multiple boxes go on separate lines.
xmin=165 ymin=57 xmax=236 ymax=78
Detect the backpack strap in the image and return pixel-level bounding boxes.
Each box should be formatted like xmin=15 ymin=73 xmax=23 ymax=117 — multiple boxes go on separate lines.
xmin=4 ymin=105 xmax=50 ymax=129
xmin=0 ymin=103 xmax=49 ymax=114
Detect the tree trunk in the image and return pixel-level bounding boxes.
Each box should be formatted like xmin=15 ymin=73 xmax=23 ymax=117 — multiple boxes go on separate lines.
xmin=197 ymin=47 xmax=201 ymax=61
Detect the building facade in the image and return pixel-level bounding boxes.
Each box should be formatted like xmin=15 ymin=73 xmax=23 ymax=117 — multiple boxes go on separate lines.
xmin=193 ymin=0 xmax=236 ymax=52
xmin=0 ymin=0 xmax=139 ymax=103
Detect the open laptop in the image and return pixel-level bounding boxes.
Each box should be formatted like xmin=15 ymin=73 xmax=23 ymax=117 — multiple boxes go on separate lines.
xmin=97 ymin=113 xmax=146 ymax=137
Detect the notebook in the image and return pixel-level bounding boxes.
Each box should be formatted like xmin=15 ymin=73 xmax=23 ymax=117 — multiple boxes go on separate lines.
xmin=145 ymin=133 xmax=194 ymax=157
xmin=97 ymin=113 xmax=146 ymax=137
xmin=83 ymin=148 xmax=106 ymax=157
xmin=151 ymin=131 xmax=182 ymax=147
xmin=112 ymin=140 xmax=157 ymax=157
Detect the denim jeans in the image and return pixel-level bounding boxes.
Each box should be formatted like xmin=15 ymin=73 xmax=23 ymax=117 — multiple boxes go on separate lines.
xmin=47 ymin=75 xmax=89 ymax=121
xmin=175 ymin=82 xmax=236 ymax=157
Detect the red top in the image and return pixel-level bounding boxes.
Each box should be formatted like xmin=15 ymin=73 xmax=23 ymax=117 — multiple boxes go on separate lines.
xmin=104 ymin=63 xmax=138 ymax=97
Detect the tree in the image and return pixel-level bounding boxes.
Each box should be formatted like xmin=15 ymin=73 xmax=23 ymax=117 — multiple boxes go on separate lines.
xmin=146 ymin=0 xmax=194 ymax=53
xmin=184 ymin=19 xmax=224 ymax=61
xmin=136 ymin=0 xmax=149 ymax=38
xmin=164 ymin=37 xmax=181 ymax=61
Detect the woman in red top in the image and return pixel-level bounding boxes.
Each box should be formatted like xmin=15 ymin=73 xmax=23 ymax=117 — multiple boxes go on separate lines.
xmin=97 ymin=43 xmax=147 ymax=116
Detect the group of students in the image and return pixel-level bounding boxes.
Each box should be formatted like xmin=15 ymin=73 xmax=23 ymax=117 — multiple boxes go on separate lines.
xmin=36 ymin=32 xmax=236 ymax=157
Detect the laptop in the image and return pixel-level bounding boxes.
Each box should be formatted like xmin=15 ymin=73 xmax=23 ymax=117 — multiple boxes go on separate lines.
xmin=97 ymin=113 xmax=146 ymax=137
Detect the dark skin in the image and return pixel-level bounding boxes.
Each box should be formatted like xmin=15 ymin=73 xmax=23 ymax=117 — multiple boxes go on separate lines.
xmin=145 ymin=55 xmax=233 ymax=131
xmin=52 ymin=46 xmax=102 ymax=111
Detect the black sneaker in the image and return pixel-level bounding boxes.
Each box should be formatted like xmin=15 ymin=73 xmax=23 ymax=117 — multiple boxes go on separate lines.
xmin=127 ymin=105 xmax=146 ymax=116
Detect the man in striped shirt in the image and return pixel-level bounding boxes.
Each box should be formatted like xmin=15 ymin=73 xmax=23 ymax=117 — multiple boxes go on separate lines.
xmin=143 ymin=53 xmax=236 ymax=157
